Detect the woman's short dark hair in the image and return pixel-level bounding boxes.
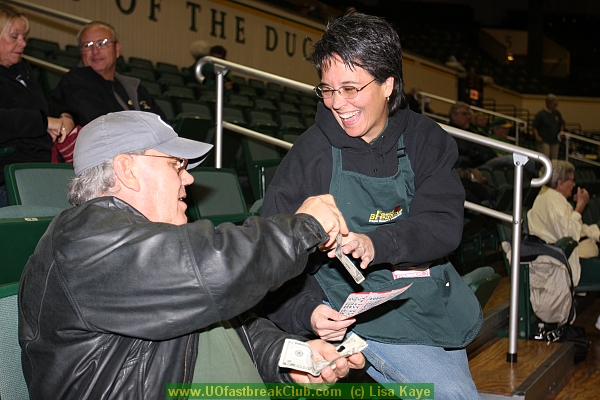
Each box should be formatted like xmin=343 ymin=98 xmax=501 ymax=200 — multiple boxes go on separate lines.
xmin=308 ymin=12 xmax=407 ymax=115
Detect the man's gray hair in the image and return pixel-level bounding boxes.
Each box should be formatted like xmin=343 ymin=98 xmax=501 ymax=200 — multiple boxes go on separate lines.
xmin=540 ymin=159 xmax=575 ymax=189
xmin=76 ymin=20 xmax=119 ymax=46
xmin=69 ymin=159 xmax=118 ymax=206
xmin=449 ymin=101 xmax=470 ymax=115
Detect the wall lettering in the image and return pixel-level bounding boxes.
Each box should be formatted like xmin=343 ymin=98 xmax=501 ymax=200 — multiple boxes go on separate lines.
xmin=115 ymin=0 xmax=136 ymax=15
xmin=285 ymin=32 xmax=296 ymax=57
xmin=211 ymin=9 xmax=226 ymax=39
xmin=235 ymin=16 xmax=245 ymax=44
xmin=265 ymin=26 xmax=277 ymax=51
xmin=186 ymin=1 xmax=201 ymax=31
xmin=149 ymin=0 xmax=161 ymax=21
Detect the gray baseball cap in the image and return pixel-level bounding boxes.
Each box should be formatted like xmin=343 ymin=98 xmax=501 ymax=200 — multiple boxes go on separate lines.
xmin=73 ymin=111 xmax=213 ymax=175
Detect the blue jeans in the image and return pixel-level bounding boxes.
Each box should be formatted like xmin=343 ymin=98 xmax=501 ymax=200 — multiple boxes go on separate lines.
xmin=362 ymin=339 xmax=482 ymax=400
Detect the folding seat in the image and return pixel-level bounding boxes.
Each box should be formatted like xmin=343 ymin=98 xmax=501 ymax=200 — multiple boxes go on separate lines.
xmin=253 ymin=98 xmax=277 ymax=113
xmin=172 ymin=102 xmax=213 ymax=144
xmin=4 ymin=163 xmax=75 ymax=209
xmin=277 ymin=102 xmax=301 ymax=115
xmin=231 ymin=75 xmax=247 ymax=86
xmin=0 ymin=282 xmax=29 ymax=398
xmin=123 ymin=67 xmax=156 ymax=82
xmin=241 ymin=137 xmax=281 ymax=201
xmin=157 ymin=73 xmax=185 ymax=89
xmin=277 ymin=114 xmax=306 ymax=137
xmin=64 ymin=44 xmax=81 ymax=56
xmin=266 ymin=82 xmax=282 ymax=92
xmin=226 ymin=94 xmax=253 ymax=111
xmin=50 ymin=51 xmax=80 ymax=69
xmin=142 ymin=81 xmax=162 ymax=97
xmin=247 ymin=110 xmax=279 ymax=137
xmin=260 ymin=90 xmax=282 ymax=102
xmin=248 ymin=78 xmax=266 ymax=92
xmin=236 ymin=85 xmax=258 ymax=98
xmin=152 ymin=97 xmax=176 ymax=122
xmin=26 ymin=38 xmax=60 ymax=58
xmin=128 ymin=56 xmax=154 ymax=70
xmin=184 ymin=167 xmax=256 ymax=225
xmin=282 ymin=93 xmax=301 ymax=104
xmin=155 ymin=62 xmax=180 ymax=75
xmin=0 ymin=206 xmax=58 ymax=285
xmin=162 ymin=86 xmax=196 ymax=114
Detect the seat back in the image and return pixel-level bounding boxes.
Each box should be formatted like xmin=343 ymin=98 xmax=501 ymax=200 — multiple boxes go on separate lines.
xmin=185 ymin=167 xmax=255 ymax=225
xmin=0 ymin=206 xmax=56 ymax=286
xmin=4 ymin=163 xmax=75 ymax=209
xmin=0 ymin=283 xmax=29 ymax=400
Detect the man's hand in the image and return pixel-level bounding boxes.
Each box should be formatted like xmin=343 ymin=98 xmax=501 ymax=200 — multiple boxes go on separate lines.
xmin=311 ymin=304 xmax=355 ymax=341
xmin=328 ymin=232 xmax=375 ymax=269
xmin=296 ymin=195 xmax=349 ymax=248
xmin=289 ymin=339 xmax=365 ymax=384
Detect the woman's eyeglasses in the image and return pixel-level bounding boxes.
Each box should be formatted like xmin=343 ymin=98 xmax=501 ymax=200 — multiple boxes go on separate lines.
xmin=314 ymin=79 xmax=376 ymax=99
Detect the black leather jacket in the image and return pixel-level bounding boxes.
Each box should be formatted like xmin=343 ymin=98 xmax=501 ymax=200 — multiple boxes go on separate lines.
xmin=19 ymin=197 xmax=328 ymax=399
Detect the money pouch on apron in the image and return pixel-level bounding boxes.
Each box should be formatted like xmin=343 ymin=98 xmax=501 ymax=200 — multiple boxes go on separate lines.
xmin=314 ymin=136 xmax=482 ymax=348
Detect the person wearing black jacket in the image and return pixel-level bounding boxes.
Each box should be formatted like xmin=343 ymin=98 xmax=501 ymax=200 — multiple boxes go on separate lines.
xmin=51 ymin=21 xmax=165 ymax=128
xmin=260 ymin=13 xmax=482 ymax=399
xmin=19 ymin=111 xmax=363 ymax=399
xmin=0 ymin=3 xmax=73 ymax=204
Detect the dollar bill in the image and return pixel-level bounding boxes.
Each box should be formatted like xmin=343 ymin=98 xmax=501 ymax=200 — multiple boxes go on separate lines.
xmin=278 ymin=334 xmax=368 ymax=376
xmin=336 ymin=233 xmax=365 ymax=284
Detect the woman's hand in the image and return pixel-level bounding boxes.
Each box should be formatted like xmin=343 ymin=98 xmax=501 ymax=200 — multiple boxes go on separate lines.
xmin=328 ymin=232 xmax=375 ymax=269
xmin=47 ymin=115 xmax=74 ymax=143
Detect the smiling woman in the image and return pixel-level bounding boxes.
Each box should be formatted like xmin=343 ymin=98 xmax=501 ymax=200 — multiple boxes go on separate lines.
xmin=0 ymin=2 xmax=72 ymax=206
xmin=260 ymin=12 xmax=483 ymax=399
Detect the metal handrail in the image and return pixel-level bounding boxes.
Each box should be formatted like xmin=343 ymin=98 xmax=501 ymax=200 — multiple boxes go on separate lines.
xmin=418 ymin=91 xmax=528 ymax=145
xmin=196 ymin=56 xmax=553 ymax=363
xmin=5 ymin=0 xmax=90 ymax=25
xmin=562 ymin=131 xmax=600 ymax=168
xmin=22 ymin=54 xmax=69 ymax=75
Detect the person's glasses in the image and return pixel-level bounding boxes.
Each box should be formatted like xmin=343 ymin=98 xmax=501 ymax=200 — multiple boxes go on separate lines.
xmin=79 ymin=38 xmax=115 ymax=52
xmin=136 ymin=154 xmax=188 ymax=175
xmin=314 ymin=78 xmax=377 ymax=99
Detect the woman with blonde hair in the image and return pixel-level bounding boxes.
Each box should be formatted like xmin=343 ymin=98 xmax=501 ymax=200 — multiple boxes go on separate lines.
xmin=0 ymin=2 xmax=73 ymax=205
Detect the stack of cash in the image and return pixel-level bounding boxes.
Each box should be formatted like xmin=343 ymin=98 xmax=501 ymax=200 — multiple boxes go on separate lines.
xmin=278 ymin=333 xmax=367 ymax=376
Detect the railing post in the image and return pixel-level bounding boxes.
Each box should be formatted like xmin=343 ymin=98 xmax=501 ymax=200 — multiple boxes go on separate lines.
xmin=507 ymin=153 xmax=528 ymax=362
xmin=213 ymin=63 xmax=227 ymax=169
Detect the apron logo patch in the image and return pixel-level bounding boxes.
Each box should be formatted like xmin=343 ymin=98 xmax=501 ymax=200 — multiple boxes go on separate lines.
xmin=368 ymin=206 xmax=403 ymax=223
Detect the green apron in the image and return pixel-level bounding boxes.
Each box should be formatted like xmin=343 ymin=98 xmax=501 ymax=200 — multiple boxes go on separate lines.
xmin=314 ymin=137 xmax=482 ymax=348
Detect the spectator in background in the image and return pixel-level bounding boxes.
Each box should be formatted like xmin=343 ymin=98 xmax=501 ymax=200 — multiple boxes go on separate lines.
xmin=51 ymin=21 xmax=165 ymax=129
xmin=201 ymin=45 xmax=235 ymax=91
xmin=479 ymin=117 xmax=534 ymax=172
xmin=449 ymin=102 xmax=496 ymax=167
xmin=405 ymin=86 xmax=433 ymax=114
xmin=527 ymin=159 xmax=600 ymax=288
xmin=0 ymin=2 xmax=73 ymax=205
xmin=471 ymin=111 xmax=489 ymax=136
xmin=188 ymin=39 xmax=209 ymax=79
xmin=532 ymin=93 xmax=565 ymax=159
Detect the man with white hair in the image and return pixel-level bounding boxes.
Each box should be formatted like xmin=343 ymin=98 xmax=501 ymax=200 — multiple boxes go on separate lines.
xmin=18 ymin=111 xmax=363 ymax=399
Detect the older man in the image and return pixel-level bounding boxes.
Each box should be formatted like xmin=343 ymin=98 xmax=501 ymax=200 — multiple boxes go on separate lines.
xmin=19 ymin=111 xmax=363 ymax=399
xmin=51 ymin=21 xmax=165 ymax=128
xmin=449 ymin=102 xmax=495 ymax=167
